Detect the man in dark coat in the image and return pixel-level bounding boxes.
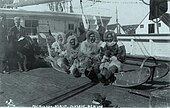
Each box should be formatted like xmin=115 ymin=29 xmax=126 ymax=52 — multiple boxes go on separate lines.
xmin=7 ymin=17 xmax=27 ymax=72
xmin=8 ymin=17 xmax=26 ymax=46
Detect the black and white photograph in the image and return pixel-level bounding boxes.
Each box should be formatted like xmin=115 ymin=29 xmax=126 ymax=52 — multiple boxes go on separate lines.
xmin=0 ymin=0 xmax=170 ymax=107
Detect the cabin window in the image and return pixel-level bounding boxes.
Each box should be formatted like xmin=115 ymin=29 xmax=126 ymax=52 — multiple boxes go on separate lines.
xmin=68 ymin=24 xmax=74 ymax=30
xmin=158 ymin=23 xmax=161 ymax=27
xmin=140 ymin=24 xmax=144 ymax=28
xmin=25 ymin=20 xmax=38 ymax=35
xmin=148 ymin=24 xmax=155 ymax=33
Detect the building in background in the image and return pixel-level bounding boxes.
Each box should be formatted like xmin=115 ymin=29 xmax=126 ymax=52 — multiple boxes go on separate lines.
xmin=136 ymin=12 xmax=170 ymax=34
xmin=136 ymin=1 xmax=170 ymax=34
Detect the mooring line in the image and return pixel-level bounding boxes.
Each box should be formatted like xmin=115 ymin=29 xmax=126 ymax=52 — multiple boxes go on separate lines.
xmin=40 ymin=82 xmax=98 ymax=106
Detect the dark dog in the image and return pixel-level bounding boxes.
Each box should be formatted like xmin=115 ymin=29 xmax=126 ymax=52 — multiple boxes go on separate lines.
xmin=17 ymin=36 xmax=35 ymax=72
xmin=17 ymin=51 xmax=27 ymax=72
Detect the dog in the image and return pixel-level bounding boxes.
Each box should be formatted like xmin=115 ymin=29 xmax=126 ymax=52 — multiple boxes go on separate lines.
xmin=17 ymin=36 xmax=34 ymax=72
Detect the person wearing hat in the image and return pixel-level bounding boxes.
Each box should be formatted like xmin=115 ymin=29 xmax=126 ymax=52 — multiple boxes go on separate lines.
xmin=7 ymin=16 xmax=27 ymax=72
xmin=65 ymin=34 xmax=82 ymax=77
xmin=80 ymin=30 xmax=101 ymax=83
xmin=98 ymin=31 xmax=126 ymax=85
xmin=80 ymin=30 xmax=98 ymax=57
xmin=50 ymin=32 xmax=70 ymax=74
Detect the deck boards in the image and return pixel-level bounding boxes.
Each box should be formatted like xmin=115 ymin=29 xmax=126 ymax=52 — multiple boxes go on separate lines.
xmin=0 ymin=66 xmax=169 ymax=107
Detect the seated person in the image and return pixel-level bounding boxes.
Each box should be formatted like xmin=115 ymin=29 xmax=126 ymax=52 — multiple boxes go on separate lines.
xmin=51 ymin=32 xmax=66 ymax=56
xmin=70 ymin=53 xmax=89 ymax=78
xmin=64 ymin=34 xmax=81 ymax=77
xmin=65 ymin=33 xmax=96 ymax=78
xmin=80 ymin=30 xmax=102 ymax=82
xmin=50 ymin=32 xmax=70 ymax=73
xmin=80 ymin=30 xmax=98 ymax=57
xmin=80 ymin=30 xmax=102 ymax=63
xmin=98 ymin=31 xmax=126 ymax=85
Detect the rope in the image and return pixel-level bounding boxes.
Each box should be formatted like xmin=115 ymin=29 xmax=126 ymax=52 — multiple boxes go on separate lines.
xmin=80 ymin=0 xmax=89 ymax=30
xmin=161 ymin=14 xmax=170 ymax=27
xmin=133 ymin=12 xmax=151 ymax=56
xmin=135 ymin=40 xmax=148 ymax=57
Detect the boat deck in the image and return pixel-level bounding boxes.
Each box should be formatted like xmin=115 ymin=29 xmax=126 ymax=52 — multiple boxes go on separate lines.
xmin=0 ymin=66 xmax=169 ymax=107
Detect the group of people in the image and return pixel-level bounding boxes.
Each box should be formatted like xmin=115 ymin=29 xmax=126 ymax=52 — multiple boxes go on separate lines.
xmin=48 ymin=29 xmax=126 ymax=85
xmin=0 ymin=15 xmax=126 ymax=85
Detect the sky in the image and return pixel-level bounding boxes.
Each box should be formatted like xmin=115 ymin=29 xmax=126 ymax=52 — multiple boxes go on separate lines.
xmin=18 ymin=0 xmax=169 ymax=25
xmin=72 ymin=0 xmax=149 ymax=25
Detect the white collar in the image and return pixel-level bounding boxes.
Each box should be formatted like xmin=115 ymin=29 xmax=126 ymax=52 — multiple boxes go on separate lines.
xmin=16 ymin=25 xmax=21 ymax=30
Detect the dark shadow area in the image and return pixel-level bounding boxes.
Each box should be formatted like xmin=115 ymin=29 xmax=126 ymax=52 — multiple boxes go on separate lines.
xmin=130 ymin=85 xmax=156 ymax=90
xmin=26 ymin=58 xmax=51 ymax=71
xmin=146 ymin=80 xmax=170 ymax=85
xmin=102 ymin=100 xmax=112 ymax=107
xmin=128 ymin=81 xmax=170 ymax=90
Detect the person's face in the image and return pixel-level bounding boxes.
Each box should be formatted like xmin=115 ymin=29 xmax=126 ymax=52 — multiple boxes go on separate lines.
xmin=58 ymin=35 xmax=63 ymax=43
xmin=89 ymin=33 xmax=96 ymax=43
xmin=14 ymin=19 xmax=21 ymax=27
xmin=105 ymin=34 xmax=113 ymax=43
xmin=70 ymin=38 xmax=76 ymax=47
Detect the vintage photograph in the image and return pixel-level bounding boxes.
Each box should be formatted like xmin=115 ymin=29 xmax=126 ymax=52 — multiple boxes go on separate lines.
xmin=0 ymin=0 xmax=170 ymax=107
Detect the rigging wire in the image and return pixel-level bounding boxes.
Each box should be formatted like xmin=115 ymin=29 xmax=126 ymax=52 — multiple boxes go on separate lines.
xmin=73 ymin=0 xmax=143 ymax=9
xmin=133 ymin=12 xmax=151 ymax=56
xmin=135 ymin=39 xmax=148 ymax=57
xmin=161 ymin=14 xmax=170 ymax=27
xmin=89 ymin=0 xmax=143 ymax=4
xmin=160 ymin=14 xmax=170 ymax=33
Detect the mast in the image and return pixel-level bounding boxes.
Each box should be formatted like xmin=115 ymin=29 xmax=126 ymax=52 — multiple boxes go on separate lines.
xmin=116 ymin=7 xmax=120 ymax=34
